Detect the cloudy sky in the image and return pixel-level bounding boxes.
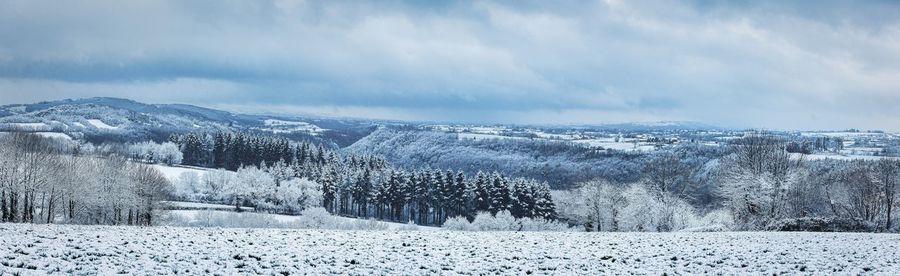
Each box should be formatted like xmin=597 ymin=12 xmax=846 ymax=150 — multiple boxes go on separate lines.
xmin=1 ymin=0 xmax=899 ymax=130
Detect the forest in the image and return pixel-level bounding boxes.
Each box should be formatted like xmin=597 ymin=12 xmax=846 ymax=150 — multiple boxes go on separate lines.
xmin=1 ymin=128 xmax=898 ymax=233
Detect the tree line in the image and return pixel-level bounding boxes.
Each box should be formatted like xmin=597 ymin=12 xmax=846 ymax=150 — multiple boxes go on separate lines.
xmin=0 ymin=133 xmax=170 ymax=225
xmin=171 ymin=131 xmax=558 ymax=226
xmin=557 ymin=134 xmax=900 ymax=232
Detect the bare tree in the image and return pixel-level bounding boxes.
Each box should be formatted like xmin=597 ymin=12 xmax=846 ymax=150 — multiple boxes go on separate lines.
xmin=874 ymin=159 xmax=899 ymax=230
xmin=642 ymin=152 xmax=692 ymax=198
xmin=576 ymin=180 xmax=626 ymax=231
xmin=841 ymin=162 xmax=883 ymax=222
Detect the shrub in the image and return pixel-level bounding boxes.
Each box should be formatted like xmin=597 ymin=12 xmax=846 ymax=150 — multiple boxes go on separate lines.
xmin=766 ymin=217 xmax=878 ymax=232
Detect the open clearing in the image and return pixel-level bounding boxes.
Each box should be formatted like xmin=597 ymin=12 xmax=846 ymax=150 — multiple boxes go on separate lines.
xmin=1 ymin=224 xmax=898 ymax=275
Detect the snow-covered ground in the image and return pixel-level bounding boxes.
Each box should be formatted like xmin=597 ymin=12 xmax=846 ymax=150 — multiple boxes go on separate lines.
xmin=257 ymin=119 xmax=326 ymax=134
xmin=86 ymin=119 xmax=118 ymax=130
xmin=150 ymin=164 xmax=209 ymax=182
xmin=163 ymin=201 xmax=255 ymax=211
xmin=2 ymin=122 xmax=50 ymax=131
xmin=0 ymin=131 xmax=72 ymax=141
xmin=790 ymin=153 xmax=898 ymax=161
xmin=457 ymin=133 xmax=526 ymax=141
xmin=1 ymin=224 xmax=897 ymax=275
xmin=166 ymin=209 xmax=437 ymax=231
xmin=34 ymin=132 xmax=72 ymax=140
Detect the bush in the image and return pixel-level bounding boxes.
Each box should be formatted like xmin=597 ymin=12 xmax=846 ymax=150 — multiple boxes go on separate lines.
xmin=442 ymin=216 xmax=470 ymax=231
xmin=294 ymin=207 xmax=334 ymax=229
xmin=678 ymin=224 xmax=729 ymax=232
xmin=443 ymin=211 xmax=574 ymax=232
xmin=766 ymin=217 xmax=878 ymax=232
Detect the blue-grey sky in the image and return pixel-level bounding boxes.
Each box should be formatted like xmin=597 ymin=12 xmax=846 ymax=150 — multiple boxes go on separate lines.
xmin=1 ymin=0 xmax=899 ymax=130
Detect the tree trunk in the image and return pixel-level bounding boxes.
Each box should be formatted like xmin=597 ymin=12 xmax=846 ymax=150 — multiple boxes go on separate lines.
xmin=46 ymin=192 xmax=54 ymax=224
xmin=1 ymin=190 xmax=6 ymax=222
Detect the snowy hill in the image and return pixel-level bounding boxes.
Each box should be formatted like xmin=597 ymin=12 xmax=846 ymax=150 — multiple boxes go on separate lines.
xmin=0 ymin=97 xmax=378 ymax=146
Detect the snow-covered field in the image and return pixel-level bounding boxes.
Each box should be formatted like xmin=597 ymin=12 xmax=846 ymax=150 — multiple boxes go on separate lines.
xmin=258 ymin=119 xmax=326 ymax=134
xmin=150 ymin=164 xmax=209 ymax=182
xmin=86 ymin=119 xmax=118 ymax=130
xmin=163 ymin=201 xmax=255 ymax=211
xmin=1 ymin=224 xmax=898 ymax=275
xmin=790 ymin=153 xmax=898 ymax=161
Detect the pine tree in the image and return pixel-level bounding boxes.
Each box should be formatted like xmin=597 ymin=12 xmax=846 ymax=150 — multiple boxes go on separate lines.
xmin=488 ymin=173 xmax=511 ymax=215
xmin=453 ymin=170 xmax=467 ymax=219
xmin=510 ymin=179 xmax=534 ymax=218
xmin=416 ymin=170 xmax=431 ymax=224
xmin=473 ymin=171 xmax=491 ymax=214
xmin=352 ymin=168 xmax=372 ymax=217
xmin=320 ymin=167 xmax=337 ymax=213
xmin=212 ymin=132 xmax=227 ymax=169
xmin=533 ymin=181 xmax=557 ymax=220
xmin=388 ymin=170 xmax=407 ymax=221
xmin=181 ymin=133 xmax=206 ymax=166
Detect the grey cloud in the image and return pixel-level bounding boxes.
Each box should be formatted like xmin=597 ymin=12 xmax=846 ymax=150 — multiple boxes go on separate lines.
xmin=0 ymin=0 xmax=899 ymax=130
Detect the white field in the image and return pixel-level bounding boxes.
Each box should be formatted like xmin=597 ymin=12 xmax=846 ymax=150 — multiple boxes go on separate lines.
xmin=0 ymin=224 xmax=897 ymax=275
xmin=86 ymin=119 xmax=118 ymax=130
xmin=150 ymin=164 xmax=209 ymax=182
xmin=163 ymin=201 xmax=255 ymax=211
xmin=457 ymin=133 xmax=526 ymax=141
xmin=87 ymin=119 xmax=119 ymax=129
xmin=260 ymin=119 xmax=326 ymax=134
xmin=4 ymin=122 xmax=49 ymax=131
xmin=0 ymin=132 xmax=72 ymax=140
xmin=790 ymin=153 xmax=898 ymax=161
xmin=34 ymin=132 xmax=72 ymax=140
xmin=167 ymin=209 xmax=437 ymax=231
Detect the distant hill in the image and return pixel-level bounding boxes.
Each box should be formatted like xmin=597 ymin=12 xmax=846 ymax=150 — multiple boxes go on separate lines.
xmin=0 ymin=97 xmax=378 ymax=147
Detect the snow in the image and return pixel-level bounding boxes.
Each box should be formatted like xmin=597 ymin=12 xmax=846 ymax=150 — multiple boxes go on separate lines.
xmin=86 ymin=119 xmax=118 ymax=130
xmin=6 ymin=122 xmax=48 ymax=131
xmin=167 ymin=209 xmax=438 ymax=231
xmin=150 ymin=165 xmax=209 ymax=182
xmin=34 ymin=132 xmax=72 ymax=140
xmin=8 ymin=105 xmax=26 ymax=113
xmin=71 ymin=122 xmax=85 ymax=128
xmin=1 ymin=223 xmax=898 ymax=274
xmin=0 ymin=131 xmax=72 ymax=140
xmin=800 ymin=132 xmax=887 ymax=137
xmin=576 ymin=138 xmax=657 ymax=152
xmin=790 ymin=153 xmax=898 ymax=161
xmin=457 ymin=133 xmax=525 ymax=141
xmin=259 ymin=119 xmax=326 ymax=134
xmin=164 ymin=201 xmax=254 ymax=211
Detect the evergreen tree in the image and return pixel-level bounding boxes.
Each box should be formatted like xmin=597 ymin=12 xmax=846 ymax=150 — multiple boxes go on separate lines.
xmin=473 ymin=171 xmax=491 ymax=213
xmin=415 ymin=170 xmax=431 ymax=224
xmin=212 ymin=132 xmax=227 ymax=168
xmin=489 ymin=173 xmax=511 ymax=214
xmin=510 ymin=179 xmax=534 ymax=218
xmin=533 ymin=182 xmax=557 ymax=220
xmin=320 ymin=167 xmax=337 ymax=213
xmin=352 ymin=168 xmax=372 ymax=217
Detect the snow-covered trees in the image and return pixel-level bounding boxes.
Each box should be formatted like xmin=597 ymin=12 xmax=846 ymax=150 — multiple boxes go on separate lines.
xmin=559 ymin=179 xmax=702 ymax=232
xmin=569 ymin=180 xmax=627 ymax=231
xmin=167 ymin=131 xmax=561 ymax=226
xmin=126 ymin=141 xmax=182 ymax=165
xmin=174 ymin=171 xmax=200 ymax=199
xmin=172 ymin=131 xmax=325 ymax=171
xmin=718 ymin=135 xmax=803 ymax=229
xmin=0 ymin=133 xmax=172 ymax=225
xmin=874 ymin=159 xmax=899 ymax=230
xmin=443 ymin=211 xmax=572 ymax=232
xmin=169 ymin=165 xmax=323 ymax=215
xmin=276 ymin=178 xmax=323 ymax=214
